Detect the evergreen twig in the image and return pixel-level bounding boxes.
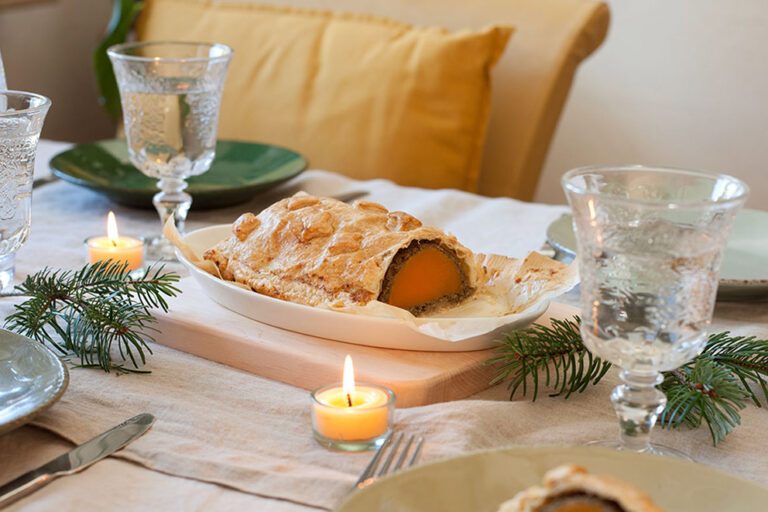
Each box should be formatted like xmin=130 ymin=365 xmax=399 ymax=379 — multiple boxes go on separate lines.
xmin=488 ymin=317 xmax=612 ymax=400
xmin=3 ymin=260 xmax=181 ymax=373
xmin=489 ymin=316 xmax=768 ymax=446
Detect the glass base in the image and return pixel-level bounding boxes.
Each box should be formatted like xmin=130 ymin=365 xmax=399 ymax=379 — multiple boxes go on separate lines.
xmin=145 ymin=235 xmax=178 ymax=262
xmin=313 ymin=429 xmax=391 ymax=452
xmin=586 ymin=439 xmax=694 ymax=461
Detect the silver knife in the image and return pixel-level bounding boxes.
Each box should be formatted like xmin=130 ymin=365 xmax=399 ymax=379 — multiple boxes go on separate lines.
xmin=0 ymin=413 xmax=155 ymax=507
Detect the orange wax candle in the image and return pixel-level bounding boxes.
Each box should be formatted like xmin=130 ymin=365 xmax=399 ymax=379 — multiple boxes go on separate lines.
xmin=311 ymin=356 xmax=395 ymax=450
xmin=86 ymin=212 xmax=144 ymax=271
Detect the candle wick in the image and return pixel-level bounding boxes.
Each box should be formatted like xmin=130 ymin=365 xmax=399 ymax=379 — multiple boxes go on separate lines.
xmin=346 ymin=393 xmax=353 ymax=407
xmin=111 ymin=239 xmax=117 ymax=247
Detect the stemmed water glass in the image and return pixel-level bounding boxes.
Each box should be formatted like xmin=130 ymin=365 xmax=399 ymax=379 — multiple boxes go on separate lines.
xmin=0 ymin=91 xmax=51 ymax=292
xmin=0 ymin=49 xmax=6 ymax=90
xmin=107 ymin=41 xmax=233 ymax=261
xmin=562 ymin=165 xmax=748 ymax=458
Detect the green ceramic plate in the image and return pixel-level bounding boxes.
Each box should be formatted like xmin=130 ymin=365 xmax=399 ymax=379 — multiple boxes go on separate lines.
xmin=547 ymin=209 xmax=768 ymax=300
xmin=50 ymin=139 xmax=307 ymax=210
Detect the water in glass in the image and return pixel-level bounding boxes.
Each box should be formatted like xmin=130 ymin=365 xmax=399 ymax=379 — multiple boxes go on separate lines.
xmin=580 ymin=220 xmax=722 ymax=373
xmin=122 ymin=84 xmax=220 ymax=179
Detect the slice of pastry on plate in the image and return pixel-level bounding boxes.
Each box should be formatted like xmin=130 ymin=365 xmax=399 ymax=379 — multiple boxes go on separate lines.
xmin=498 ymin=464 xmax=663 ymax=512
xmin=203 ymin=192 xmax=478 ymax=316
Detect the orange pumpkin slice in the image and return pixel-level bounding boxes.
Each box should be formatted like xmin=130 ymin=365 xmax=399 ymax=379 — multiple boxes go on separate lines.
xmin=378 ymin=240 xmax=472 ymax=315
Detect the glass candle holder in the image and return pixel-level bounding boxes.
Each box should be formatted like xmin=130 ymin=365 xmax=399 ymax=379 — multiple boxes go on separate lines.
xmin=84 ymin=236 xmax=146 ymax=279
xmin=311 ymin=383 xmax=395 ymax=451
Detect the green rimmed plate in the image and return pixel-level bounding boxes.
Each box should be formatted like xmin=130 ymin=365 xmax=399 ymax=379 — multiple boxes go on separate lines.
xmin=546 ymin=209 xmax=768 ymax=300
xmin=49 ymin=139 xmax=307 ymax=210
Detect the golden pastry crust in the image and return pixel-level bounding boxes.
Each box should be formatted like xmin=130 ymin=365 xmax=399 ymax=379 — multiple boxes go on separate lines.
xmin=498 ymin=465 xmax=663 ymax=512
xmin=203 ymin=192 xmax=478 ymax=311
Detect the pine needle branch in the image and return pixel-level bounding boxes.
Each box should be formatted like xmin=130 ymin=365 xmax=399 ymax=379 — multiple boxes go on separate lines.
xmin=700 ymin=332 xmax=768 ymax=406
xmin=659 ymin=358 xmax=750 ymax=445
xmin=487 ymin=317 xmax=611 ymax=400
xmin=3 ymin=260 xmax=181 ymax=373
xmin=489 ymin=316 xmax=768 ymax=446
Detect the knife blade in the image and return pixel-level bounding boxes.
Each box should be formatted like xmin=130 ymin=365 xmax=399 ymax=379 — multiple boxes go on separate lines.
xmin=0 ymin=413 xmax=155 ymax=507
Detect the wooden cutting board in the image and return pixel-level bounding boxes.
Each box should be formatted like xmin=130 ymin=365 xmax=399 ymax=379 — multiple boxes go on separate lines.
xmin=152 ymin=278 xmax=577 ymax=407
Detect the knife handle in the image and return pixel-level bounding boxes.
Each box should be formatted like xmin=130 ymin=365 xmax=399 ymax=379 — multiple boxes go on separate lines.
xmin=0 ymin=472 xmax=57 ymax=508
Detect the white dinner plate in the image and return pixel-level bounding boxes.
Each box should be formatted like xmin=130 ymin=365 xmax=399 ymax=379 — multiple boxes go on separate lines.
xmin=0 ymin=329 xmax=68 ymax=435
xmin=177 ymin=225 xmax=549 ymax=352
xmin=547 ymin=208 xmax=768 ymax=300
xmin=338 ymin=445 xmax=768 ymax=511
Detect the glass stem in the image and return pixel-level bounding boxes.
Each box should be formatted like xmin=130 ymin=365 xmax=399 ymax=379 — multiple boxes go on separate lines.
xmin=611 ymin=370 xmax=666 ymax=452
xmin=153 ymin=177 xmax=192 ymax=235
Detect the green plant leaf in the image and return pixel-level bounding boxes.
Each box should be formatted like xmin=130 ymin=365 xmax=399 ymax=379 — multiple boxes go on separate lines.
xmin=93 ymin=0 xmax=144 ymax=121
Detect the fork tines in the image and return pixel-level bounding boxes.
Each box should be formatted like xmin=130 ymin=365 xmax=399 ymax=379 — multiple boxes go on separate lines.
xmin=354 ymin=433 xmax=424 ymax=489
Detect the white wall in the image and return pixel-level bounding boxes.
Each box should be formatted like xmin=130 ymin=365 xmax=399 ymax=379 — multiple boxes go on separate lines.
xmin=536 ymin=0 xmax=768 ymax=209
xmin=0 ymin=0 xmax=114 ymax=142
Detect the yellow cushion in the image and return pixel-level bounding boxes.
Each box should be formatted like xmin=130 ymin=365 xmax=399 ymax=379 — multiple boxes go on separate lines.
xmin=137 ymin=0 xmax=512 ymax=191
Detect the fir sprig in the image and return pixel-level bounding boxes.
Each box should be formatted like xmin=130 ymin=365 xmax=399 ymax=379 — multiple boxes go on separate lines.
xmin=700 ymin=332 xmax=768 ymax=406
xmin=488 ymin=317 xmax=768 ymax=445
xmin=3 ymin=260 xmax=181 ymax=373
xmin=488 ymin=318 xmax=612 ymax=400
xmin=661 ymin=359 xmax=750 ymax=445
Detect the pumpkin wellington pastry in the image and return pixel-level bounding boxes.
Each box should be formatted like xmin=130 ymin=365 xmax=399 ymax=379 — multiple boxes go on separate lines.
xmin=203 ymin=193 xmax=477 ymax=315
xmin=497 ymin=465 xmax=663 ymax=512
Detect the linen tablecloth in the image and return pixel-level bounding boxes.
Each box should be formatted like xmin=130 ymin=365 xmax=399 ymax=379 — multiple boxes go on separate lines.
xmin=1 ymin=141 xmax=766 ymax=511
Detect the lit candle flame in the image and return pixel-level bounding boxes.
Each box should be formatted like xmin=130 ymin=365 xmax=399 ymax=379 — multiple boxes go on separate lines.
xmin=107 ymin=211 xmax=119 ymax=246
xmin=343 ymin=355 xmax=355 ymax=406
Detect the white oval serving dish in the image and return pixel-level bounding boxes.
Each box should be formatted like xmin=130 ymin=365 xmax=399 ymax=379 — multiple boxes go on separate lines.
xmin=177 ymin=225 xmax=549 ymax=352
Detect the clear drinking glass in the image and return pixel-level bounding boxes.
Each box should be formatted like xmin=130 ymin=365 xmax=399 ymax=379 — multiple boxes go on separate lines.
xmin=0 ymin=91 xmax=51 ymax=291
xmin=107 ymin=41 xmax=233 ymax=260
xmin=562 ymin=166 xmax=748 ymax=458
xmin=0 ymin=50 xmax=7 ymax=90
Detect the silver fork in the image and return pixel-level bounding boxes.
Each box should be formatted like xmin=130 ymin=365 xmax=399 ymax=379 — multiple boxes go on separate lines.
xmin=354 ymin=433 xmax=424 ymax=490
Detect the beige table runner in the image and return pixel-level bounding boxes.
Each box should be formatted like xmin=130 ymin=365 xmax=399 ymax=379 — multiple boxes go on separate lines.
xmin=17 ymin=326 xmax=768 ymax=510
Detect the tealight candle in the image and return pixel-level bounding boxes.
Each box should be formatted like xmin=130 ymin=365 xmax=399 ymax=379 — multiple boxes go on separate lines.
xmin=311 ymin=355 xmax=395 ymax=451
xmin=85 ymin=212 xmax=145 ymax=277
